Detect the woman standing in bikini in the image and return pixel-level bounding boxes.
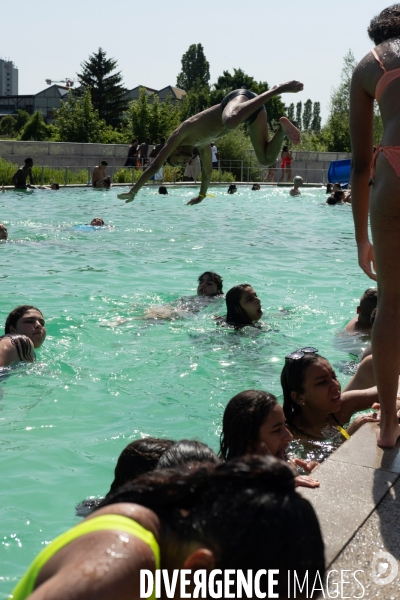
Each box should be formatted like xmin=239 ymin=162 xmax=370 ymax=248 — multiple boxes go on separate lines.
xmin=350 ymin=4 xmax=400 ymax=447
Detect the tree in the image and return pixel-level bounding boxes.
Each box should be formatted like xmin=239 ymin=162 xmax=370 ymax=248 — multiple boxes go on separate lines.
xmin=286 ymin=103 xmax=295 ymax=122
xmin=0 ymin=115 xmax=17 ymax=137
xmin=210 ymin=68 xmax=286 ymax=126
xmin=122 ymin=88 xmax=181 ymax=143
xmin=19 ymin=111 xmax=52 ymax=141
xmin=180 ymin=82 xmax=211 ymax=120
xmin=324 ymin=50 xmax=357 ymax=152
xmin=55 ymin=89 xmax=107 ymax=143
xmin=295 ymin=102 xmax=302 ymax=130
xmin=311 ymin=102 xmax=321 ymax=132
xmin=15 ymin=110 xmax=30 ymax=133
xmin=176 ymin=44 xmax=210 ymax=91
xmin=77 ymin=48 xmax=128 ymax=127
xmin=302 ymin=100 xmax=313 ymax=131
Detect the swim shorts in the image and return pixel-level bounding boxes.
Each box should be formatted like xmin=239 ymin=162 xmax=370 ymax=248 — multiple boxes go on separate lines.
xmin=221 ymin=89 xmax=266 ymax=125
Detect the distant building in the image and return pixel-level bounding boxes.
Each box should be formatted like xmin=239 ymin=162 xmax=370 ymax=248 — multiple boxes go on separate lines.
xmin=125 ymin=85 xmax=186 ymax=105
xmin=0 ymin=59 xmax=18 ymax=96
xmin=0 ymin=82 xmax=185 ymax=124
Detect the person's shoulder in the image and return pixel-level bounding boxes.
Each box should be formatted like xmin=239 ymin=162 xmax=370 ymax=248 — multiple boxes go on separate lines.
xmin=0 ymin=334 xmax=34 ymax=366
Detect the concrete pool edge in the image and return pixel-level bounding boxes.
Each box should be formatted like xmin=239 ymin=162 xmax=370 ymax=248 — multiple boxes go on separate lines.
xmin=300 ymin=423 xmax=400 ymax=597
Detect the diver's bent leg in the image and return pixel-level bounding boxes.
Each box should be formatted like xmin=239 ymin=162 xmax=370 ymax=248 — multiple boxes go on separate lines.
xmin=248 ymin=111 xmax=286 ymax=166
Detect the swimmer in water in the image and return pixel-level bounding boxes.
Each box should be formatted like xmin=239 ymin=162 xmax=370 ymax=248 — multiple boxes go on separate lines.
xmin=220 ymin=389 xmax=320 ymax=489
xmin=0 ymin=305 xmax=46 ymax=367
xmin=197 ymin=271 xmax=223 ymax=297
xmin=345 ymin=288 xmax=377 ymax=334
xmin=0 ymin=223 xmax=8 ymax=240
xmin=219 ymin=284 xmax=263 ymax=328
xmin=281 ymin=348 xmax=380 ymax=447
xmin=118 ymin=81 xmax=303 ymax=206
xmin=89 ymin=217 xmax=106 ymax=226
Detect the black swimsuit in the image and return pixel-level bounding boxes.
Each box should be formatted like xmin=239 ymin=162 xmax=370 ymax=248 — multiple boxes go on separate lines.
xmin=220 ymin=89 xmax=266 ymax=125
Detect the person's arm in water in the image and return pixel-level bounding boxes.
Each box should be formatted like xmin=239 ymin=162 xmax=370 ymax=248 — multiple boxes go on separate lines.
xmin=118 ymin=130 xmax=184 ymax=203
xmin=186 ymin=144 xmax=213 ymax=205
xmin=0 ymin=335 xmax=35 ymax=367
xmin=350 ymin=59 xmax=376 ymax=281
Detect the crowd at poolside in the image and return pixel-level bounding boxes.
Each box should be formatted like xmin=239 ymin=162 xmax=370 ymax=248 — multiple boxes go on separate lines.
xmin=3 ymin=3 xmax=400 ymax=597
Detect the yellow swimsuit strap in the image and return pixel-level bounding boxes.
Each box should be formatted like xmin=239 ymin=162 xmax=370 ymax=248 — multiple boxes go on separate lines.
xmin=11 ymin=514 xmax=160 ymax=600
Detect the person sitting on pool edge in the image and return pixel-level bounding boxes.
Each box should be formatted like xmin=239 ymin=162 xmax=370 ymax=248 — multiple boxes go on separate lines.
xmin=345 ymin=287 xmax=377 ymax=334
xmin=290 ymin=175 xmax=303 ymax=196
xmin=118 ymin=80 xmax=303 ymax=206
xmin=11 ymin=157 xmax=35 ymax=190
xmin=0 ymin=305 xmax=46 ymax=367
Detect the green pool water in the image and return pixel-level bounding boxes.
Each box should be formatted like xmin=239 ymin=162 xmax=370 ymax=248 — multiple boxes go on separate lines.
xmin=0 ymin=185 xmax=370 ymax=592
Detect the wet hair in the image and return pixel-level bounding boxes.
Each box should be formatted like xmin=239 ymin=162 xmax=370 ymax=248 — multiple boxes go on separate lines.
xmin=220 ymin=390 xmax=278 ymax=460
xmin=326 ymin=183 xmax=333 ymax=193
xmin=76 ymin=437 xmax=175 ymax=517
xmin=24 ymin=157 xmax=33 ymax=165
xmin=107 ymin=437 xmax=175 ymax=496
xmin=368 ymin=4 xmax=400 ymax=45
xmin=51 ymin=182 xmax=60 ymax=190
xmin=281 ymin=352 xmax=324 ymax=422
xmin=198 ymin=271 xmax=223 ymax=294
xmin=100 ymin=160 xmax=108 ymax=166
xmin=251 ymin=184 xmax=260 ymax=190
xmin=5 ymin=305 xmax=43 ymax=334
xmin=90 ymin=218 xmax=105 ymax=226
xmin=157 ymin=440 xmax=220 ymax=470
xmin=99 ymin=456 xmax=325 ymax=595
xmin=359 ymin=288 xmax=378 ymax=320
xmin=158 ymin=186 xmax=168 ymax=195
xmin=227 ymin=184 xmax=237 ymax=194
xmin=326 ymin=192 xmax=343 ymax=205
xmin=225 ymin=284 xmax=254 ymax=326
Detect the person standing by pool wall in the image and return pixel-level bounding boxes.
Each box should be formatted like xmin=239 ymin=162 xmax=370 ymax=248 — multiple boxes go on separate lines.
xmin=350 ymin=3 xmax=400 ymax=447
xmin=118 ymin=81 xmax=303 ymax=206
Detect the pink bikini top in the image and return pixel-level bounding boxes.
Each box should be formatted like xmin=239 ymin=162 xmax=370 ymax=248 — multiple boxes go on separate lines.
xmin=371 ymin=48 xmax=400 ymax=103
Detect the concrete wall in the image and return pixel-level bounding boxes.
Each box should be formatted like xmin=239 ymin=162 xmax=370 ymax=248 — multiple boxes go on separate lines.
xmin=0 ymin=140 xmax=132 ymax=168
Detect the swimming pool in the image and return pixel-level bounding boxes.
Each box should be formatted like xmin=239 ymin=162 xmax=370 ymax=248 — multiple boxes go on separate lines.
xmin=0 ymin=185 xmax=370 ymax=591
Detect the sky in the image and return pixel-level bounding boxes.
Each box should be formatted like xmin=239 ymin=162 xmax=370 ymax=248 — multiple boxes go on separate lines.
xmin=1 ymin=0 xmax=391 ymax=124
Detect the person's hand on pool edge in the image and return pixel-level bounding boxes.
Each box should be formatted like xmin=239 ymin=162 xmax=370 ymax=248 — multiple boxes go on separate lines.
xmin=118 ymin=191 xmax=136 ymax=203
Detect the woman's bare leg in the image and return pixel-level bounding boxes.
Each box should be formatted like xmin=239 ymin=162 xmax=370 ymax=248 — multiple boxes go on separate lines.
xmin=370 ymin=156 xmax=400 ymax=447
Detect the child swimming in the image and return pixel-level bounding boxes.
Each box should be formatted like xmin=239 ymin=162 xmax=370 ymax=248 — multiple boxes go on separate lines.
xmin=219 ymin=284 xmax=263 ymax=328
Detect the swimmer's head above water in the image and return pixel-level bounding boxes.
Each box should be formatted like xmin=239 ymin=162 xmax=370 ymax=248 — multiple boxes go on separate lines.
xmin=197 ymin=271 xmax=223 ymax=296
xmin=0 ymin=223 xmax=8 ymax=240
xmin=90 ymin=218 xmax=105 ymax=226
xmin=225 ymin=284 xmax=262 ymax=327
xmin=5 ymin=305 xmax=46 ymax=349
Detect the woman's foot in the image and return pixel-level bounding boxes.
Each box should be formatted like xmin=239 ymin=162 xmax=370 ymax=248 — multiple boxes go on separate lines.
xmin=377 ymin=420 xmax=400 ymax=448
xmin=279 ymin=117 xmax=301 ymax=145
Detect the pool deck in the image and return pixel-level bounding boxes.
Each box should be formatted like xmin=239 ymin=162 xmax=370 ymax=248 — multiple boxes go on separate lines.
xmin=300 ymin=423 xmax=400 ymax=598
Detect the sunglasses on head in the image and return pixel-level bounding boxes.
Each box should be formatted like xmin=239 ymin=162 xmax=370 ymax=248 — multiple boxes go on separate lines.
xmin=285 ymin=347 xmax=318 ymax=361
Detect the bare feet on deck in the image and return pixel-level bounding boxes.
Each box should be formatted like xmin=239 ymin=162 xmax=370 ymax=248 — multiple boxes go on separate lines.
xmin=279 ymin=117 xmax=301 ymax=145
xmin=117 ymin=191 xmax=136 ymax=203
xmin=376 ymin=420 xmax=400 ymax=449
